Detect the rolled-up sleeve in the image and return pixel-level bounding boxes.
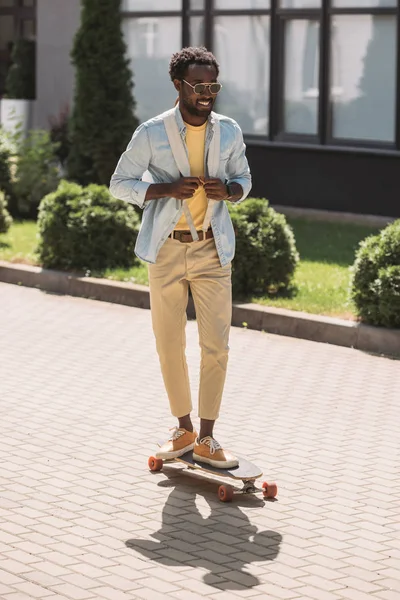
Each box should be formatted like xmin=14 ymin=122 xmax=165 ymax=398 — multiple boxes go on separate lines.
xmin=109 ymin=124 xmax=152 ymax=209
xmin=226 ymin=123 xmax=252 ymax=203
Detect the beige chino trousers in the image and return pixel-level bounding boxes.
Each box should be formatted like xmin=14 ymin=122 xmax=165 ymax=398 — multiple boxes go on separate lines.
xmin=148 ymin=236 xmax=232 ymax=421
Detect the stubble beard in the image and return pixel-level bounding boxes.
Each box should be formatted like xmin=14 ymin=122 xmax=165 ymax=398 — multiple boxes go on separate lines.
xmin=182 ymin=96 xmax=213 ymax=118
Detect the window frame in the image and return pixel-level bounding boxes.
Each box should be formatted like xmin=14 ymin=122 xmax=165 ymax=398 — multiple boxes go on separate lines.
xmin=121 ymin=0 xmax=400 ymax=151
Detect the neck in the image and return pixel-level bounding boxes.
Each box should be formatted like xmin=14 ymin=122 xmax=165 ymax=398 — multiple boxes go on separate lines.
xmin=178 ymin=101 xmax=209 ymax=127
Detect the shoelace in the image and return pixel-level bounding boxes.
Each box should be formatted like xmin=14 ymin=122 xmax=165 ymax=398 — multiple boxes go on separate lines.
xmin=198 ymin=436 xmax=222 ymax=455
xmin=169 ymin=427 xmax=186 ymax=441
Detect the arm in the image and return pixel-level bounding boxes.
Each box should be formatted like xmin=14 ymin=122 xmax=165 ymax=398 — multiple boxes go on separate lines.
xmin=110 ymin=124 xmax=201 ymax=206
xmin=203 ymin=122 xmax=252 ymax=202
xmin=110 ymin=124 xmax=154 ymax=209
xmin=225 ymin=123 xmax=252 ymax=204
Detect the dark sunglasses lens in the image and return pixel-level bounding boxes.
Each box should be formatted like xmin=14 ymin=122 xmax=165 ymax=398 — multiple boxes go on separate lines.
xmin=210 ymin=83 xmax=221 ymax=94
xmin=194 ymin=84 xmax=206 ymax=94
xmin=193 ymin=83 xmax=221 ymax=94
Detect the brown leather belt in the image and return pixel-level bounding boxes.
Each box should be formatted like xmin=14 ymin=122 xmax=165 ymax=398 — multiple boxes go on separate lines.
xmin=170 ymin=228 xmax=213 ymax=243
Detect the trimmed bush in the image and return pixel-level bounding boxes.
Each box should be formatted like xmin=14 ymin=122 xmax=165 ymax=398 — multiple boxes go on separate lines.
xmin=5 ymin=39 xmax=36 ymax=100
xmin=0 ymin=129 xmax=17 ymax=217
xmin=0 ymin=190 xmax=12 ymax=234
xmin=37 ymin=180 xmax=140 ymax=272
xmin=68 ymin=0 xmax=137 ymax=186
xmin=350 ymin=220 xmax=400 ymax=327
xmin=229 ymin=198 xmax=299 ymax=296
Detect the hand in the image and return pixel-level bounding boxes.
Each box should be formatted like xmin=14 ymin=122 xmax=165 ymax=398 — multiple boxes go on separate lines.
xmin=169 ymin=177 xmax=201 ymax=200
xmin=202 ymin=178 xmax=228 ymax=201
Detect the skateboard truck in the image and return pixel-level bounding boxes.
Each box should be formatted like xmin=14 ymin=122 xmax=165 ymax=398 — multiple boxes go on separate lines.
xmin=242 ymin=480 xmax=258 ymax=494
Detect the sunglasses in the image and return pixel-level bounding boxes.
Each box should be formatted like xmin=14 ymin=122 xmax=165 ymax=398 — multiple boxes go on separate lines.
xmin=182 ymin=79 xmax=222 ymax=95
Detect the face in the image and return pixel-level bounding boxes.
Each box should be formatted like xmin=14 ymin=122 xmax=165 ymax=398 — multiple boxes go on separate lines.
xmin=175 ymin=63 xmax=219 ymax=118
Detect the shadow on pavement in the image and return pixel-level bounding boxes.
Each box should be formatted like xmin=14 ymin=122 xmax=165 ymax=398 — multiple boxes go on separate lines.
xmin=125 ymin=467 xmax=282 ymax=590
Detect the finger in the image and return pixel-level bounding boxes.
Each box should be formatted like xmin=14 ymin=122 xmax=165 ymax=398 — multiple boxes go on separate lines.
xmin=204 ymin=183 xmax=224 ymax=190
xmin=206 ymin=192 xmax=225 ymax=200
xmin=204 ymin=180 xmax=221 ymax=187
xmin=183 ymin=183 xmax=200 ymax=191
xmin=183 ymin=177 xmax=201 ymax=184
xmin=204 ymin=183 xmax=224 ymax=192
xmin=182 ymin=190 xmax=197 ymax=198
xmin=204 ymin=178 xmax=223 ymax=185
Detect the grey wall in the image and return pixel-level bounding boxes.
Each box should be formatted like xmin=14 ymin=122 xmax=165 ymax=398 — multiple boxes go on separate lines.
xmin=246 ymin=142 xmax=400 ymax=218
xmin=33 ymin=0 xmax=80 ymax=128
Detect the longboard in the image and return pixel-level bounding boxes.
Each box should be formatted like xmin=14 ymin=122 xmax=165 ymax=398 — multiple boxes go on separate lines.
xmin=148 ymin=446 xmax=278 ymax=503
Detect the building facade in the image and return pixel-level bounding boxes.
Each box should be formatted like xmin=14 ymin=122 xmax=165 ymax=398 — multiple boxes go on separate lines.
xmin=1 ymin=0 xmax=399 ymax=216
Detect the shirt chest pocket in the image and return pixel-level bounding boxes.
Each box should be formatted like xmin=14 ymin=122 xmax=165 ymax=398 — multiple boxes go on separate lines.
xmin=151 ymin=142 xmax=181 ymax=178
xmin=218 ymin=151 xmax=230 ymax=179
xmin=218 ymin=137 xmax=232 ymax=174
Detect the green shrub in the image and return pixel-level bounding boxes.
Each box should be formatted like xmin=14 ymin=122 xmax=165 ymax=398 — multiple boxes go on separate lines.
xmin=350 ymin=220 xmax=400 ymax=327
xmin=13 ymin=129 xmax=60 ymax=218
xmin=37 ymin=180 xmax=140 ymax=272
xmin=68 ymin=0 xmax=137 ymax=186
xmin=229 ymin=198 xmax=299 ymax=296
xmin=49 ymin=104 xmax=71 ymax=170
xmin=5 ymin=39 xmax=36 ymax=100
xmin=0 ymin=190 xmax=12 ymax=234
xmin=0 ymin=148 xmax=12 ymax=206
xmin=0 ymin=128 xmax=17 ymax=216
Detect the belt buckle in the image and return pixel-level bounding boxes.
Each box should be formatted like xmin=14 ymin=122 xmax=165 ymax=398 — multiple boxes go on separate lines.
xmin=176 ymin=231 xmax=188 ymax=243
xmin=172 ymin=229 xmax=210 ymax=243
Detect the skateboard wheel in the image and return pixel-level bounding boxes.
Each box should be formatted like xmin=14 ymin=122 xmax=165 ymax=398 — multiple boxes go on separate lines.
xmin=262 ymin=481 xmax=278 ymax=498
xmin=218 ymin=484 xmax=234 ymax=503
xmin=148 ymin=456 xmax=163 ymax=472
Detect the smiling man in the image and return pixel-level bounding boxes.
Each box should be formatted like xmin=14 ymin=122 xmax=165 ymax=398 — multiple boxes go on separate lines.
xmin=110 ymin=47 xmax=251 ymax=469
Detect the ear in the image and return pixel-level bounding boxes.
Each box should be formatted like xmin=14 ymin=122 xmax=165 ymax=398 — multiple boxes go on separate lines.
xmin=173 ymin=79 xmax=181 ymax=93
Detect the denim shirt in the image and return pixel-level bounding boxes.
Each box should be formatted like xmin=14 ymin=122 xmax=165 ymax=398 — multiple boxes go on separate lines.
xmin=109 ymin=106 xmax=252 ymax=266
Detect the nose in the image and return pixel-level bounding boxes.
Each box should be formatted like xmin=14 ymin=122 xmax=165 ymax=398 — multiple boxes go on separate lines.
xmin=204 ymin=86 xmax=212 ymax=97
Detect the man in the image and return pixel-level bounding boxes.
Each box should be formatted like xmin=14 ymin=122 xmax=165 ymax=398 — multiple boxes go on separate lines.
xmin=110 ymin=47 xmax=251 ymax=468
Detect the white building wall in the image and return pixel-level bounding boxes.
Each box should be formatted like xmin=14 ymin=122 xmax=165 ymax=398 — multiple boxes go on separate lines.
xmin=33 ymin=0 xmax=80 ymax=128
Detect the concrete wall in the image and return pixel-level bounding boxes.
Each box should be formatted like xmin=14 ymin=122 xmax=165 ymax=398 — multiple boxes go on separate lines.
xmin=33 ymin=0 xmax=80 ymax=128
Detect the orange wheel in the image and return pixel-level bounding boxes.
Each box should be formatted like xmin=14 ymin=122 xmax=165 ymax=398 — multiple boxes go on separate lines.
xmin=148 ymin=456 xmax=163 ymax=472
xmin=218 ymin=484 xmax=234 ymax=502
xmin=262 ymin=481 xmax=278 ymax=498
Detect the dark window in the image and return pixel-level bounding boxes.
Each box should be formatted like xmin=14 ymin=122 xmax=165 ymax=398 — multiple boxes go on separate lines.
xmin=0 ymin=0 xmax=36 ymax=96
xmin=123 ymin=0 xmax=400 ymax=151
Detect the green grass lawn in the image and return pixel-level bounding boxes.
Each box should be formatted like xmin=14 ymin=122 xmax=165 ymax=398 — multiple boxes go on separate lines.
xmin=0 ymin=218 xmax=380 ymax=319
xmin=0 ymin=220 xmax=38 ymax=265
xmin=255 ymin=218 xmax=380 ymax=319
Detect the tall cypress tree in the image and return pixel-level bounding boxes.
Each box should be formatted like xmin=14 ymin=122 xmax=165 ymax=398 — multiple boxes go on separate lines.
xmin=5 ymin=39 xmax=36 ymax=100
xmin=68 ymin=0 xmax=137 ymax=185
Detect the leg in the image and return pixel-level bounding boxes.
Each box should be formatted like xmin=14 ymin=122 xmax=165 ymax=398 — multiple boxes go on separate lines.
xmin=186 ymin=239 xmax=237 ymax=468
xmin=188 ymin=241 xmax=232 ymax=425
xmin=148 ymin=238 xmax=193 ymax=420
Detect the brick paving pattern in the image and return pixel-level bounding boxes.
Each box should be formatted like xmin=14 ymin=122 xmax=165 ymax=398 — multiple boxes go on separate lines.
xmin=0 ymin=281 xmax=399 ymax=600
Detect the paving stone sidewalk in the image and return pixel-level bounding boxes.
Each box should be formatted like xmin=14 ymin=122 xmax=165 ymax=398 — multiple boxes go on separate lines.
xmin=0 ymin=281 xmax=399 ymax=600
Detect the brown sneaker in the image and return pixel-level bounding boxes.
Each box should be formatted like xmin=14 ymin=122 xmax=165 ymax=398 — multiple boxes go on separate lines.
xmin=193 ymin=436 xmax=239 ymax=469
xmin=156 ymin=427 xmax=197 ymax=460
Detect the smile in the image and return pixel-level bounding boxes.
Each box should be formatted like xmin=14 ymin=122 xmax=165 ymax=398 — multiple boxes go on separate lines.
xmin=197 ymin=99 xmax=213 ymax=107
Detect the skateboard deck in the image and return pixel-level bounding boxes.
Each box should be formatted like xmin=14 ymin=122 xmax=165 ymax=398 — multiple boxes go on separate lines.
xmin=175 ymin=449 xmax=262 ymax=480
xmin=149 ymin=445 xmax=278 ymax=503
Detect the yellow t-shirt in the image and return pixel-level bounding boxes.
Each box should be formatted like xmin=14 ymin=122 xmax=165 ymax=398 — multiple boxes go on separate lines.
xmin=175 ymin=121 xmax=208 ymax=231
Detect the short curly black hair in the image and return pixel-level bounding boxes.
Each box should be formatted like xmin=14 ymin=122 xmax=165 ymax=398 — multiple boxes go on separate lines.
xmin=169 ymin=46 xmax=219 ymax=81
